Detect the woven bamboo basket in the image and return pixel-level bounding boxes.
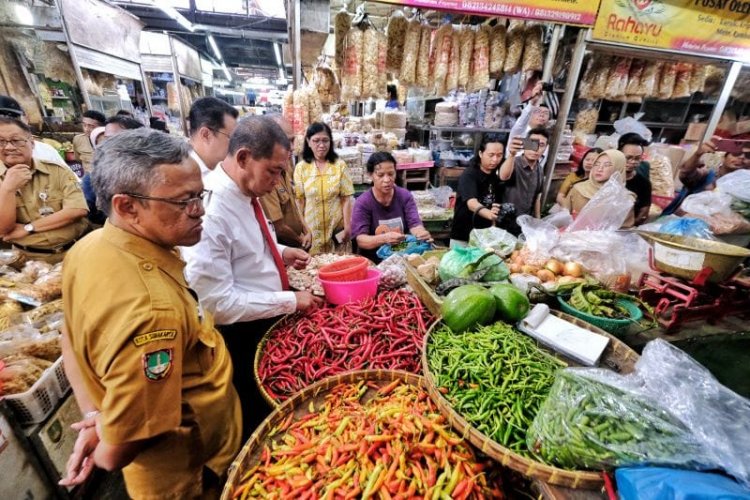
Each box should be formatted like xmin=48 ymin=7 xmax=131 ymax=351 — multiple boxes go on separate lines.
xmin=253 ymin=315 xmax=289 ymax=408
xmin=221 ymin=369 xmax=423 ymax=500
xmin=421 ymin=312 xmax=640 ymax=490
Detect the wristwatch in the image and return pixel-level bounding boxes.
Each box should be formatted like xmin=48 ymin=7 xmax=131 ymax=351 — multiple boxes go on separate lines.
xmin=23 ymin=223 xmax=35 ymax=233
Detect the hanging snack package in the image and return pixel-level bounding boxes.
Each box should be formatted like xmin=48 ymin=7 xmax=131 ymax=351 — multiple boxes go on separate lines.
xmin=334 ymin=10 xmax=351 ymax=76
xmin=386 ymin=11 xmax=408 ymax=72
xmin=399 ymin=19 xmax=421 ymax=85
xmin=658 ymin=62 xmax=677 ymax=100
xmin=606 ymin=57 xmax=632 ymax=100
xmin=590 ymin=54 xmax=612 ymax=100
xmin=292 ymin=89 xmax=310 ymax=137
xmin=378 ymin=33 xmax=388 ymax=99
xmin=362 ymin=28 xmax=381 ymax=98
xmin=573 ymin=104 xmax=599 ymax=135
xmin=458 ymin=25 xmax=475 ymax=89
xmin=689 ymin=64 xmax=708 ymax=94
xmin=504 ymin=19 xmax=525 ymax=74
xmin=638 ymin=61 xmax=663 ymax=98
xmin=625 ymin=59 xmax=646 ymax=95
xmin=283 ymin=91 xmax=295 ymax=132
xmin=446 ymin=28 xmax=461 ymax=92
xmin=522 ymin=23 xmax=544 ymax=73
xmin=578 ymin=56 xmax=596 ymax=100
xmin=471 ymin=24 xmax=491 ymax=92
xmin=308 ymin=86 xmax=324 ymax=123
xmin=416 ymin=24 xmax=433 ymax=89
xmin=489 ymin=19 xmax=507 ymax=78
xmin=432 ymin=23 xmax=453 ymax=96
xmin=673 ymin=63 xmax=693 ymax=98
xmin=314 ymin=62 xmax=339 ymax=106
xmin=341 ymin=28 xmax=364 ymax=101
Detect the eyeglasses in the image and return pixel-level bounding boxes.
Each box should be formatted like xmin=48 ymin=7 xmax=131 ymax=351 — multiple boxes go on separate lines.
xmin=624 ymin=155 xmax=642 ymax=162
xmin=211 ymin=129 xmax=231 ymax=139
xmin=123 ymin=189 xmax=211 ymax=215
xmin=310 ymin=138 xmax=330 ymax=145
xmin=0 ymin=138 xmax=31 ymax=149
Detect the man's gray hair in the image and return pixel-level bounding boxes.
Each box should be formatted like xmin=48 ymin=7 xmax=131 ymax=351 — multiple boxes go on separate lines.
xmin=228 ymin=115 xmax=290 ymax=158
xmin=91 ymin=128 xmax=192 ymax=215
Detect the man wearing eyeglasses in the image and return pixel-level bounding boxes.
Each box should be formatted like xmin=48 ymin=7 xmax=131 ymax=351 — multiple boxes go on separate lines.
xmin=188 ymin=97 xmax=239 ymax=180
xmin=0 ymin=116 xmax=88 ymax=263
xmin=182 ymin=116 xmax=322 ymax=441
xmin=618 ymin=133 xmax=652 ymax=226
xmin=0 ymin=95 xmax=70 ymax=169
xmin=59 ymin=128 xmax=241 ymax=498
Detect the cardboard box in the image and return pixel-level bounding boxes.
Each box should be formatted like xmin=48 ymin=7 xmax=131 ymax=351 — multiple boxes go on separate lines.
xmin=684 ymin=122 xmax=708 ymax=141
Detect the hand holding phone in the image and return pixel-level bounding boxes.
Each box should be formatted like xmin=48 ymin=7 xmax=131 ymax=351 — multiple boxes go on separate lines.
xmin=522 ymin=137 xmax=540 ymax=151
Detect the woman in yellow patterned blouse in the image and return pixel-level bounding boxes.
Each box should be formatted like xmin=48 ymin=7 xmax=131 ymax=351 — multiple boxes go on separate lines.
xmin=294 ymin=122 xmax=354 ymax=255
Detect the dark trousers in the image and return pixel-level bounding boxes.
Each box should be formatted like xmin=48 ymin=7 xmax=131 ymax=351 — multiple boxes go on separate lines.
xmin=217 ymin=316 xmax=280 ymax=443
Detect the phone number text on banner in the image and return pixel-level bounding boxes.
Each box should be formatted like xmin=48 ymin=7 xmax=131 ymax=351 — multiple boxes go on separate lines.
xmin=375 ymin=0 xmax=601 ymax=26
xmin=594 ymin=0 xmax=750 ymax=61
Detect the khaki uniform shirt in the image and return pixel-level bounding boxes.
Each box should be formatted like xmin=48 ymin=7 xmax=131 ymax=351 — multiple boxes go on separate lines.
xmin=72 ymin=133 xmax=94 ymax=172
xmin=63 ymin=223 xmax=241 ymax=499
xmin=0 ymin=159 xmax=88 ymax=248
xmin=259 ymin=169 xmax=305 ymax=247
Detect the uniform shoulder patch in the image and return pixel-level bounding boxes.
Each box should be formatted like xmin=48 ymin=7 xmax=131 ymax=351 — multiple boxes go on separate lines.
xmin=143 ymin=348 xmax=173 ymax=381
xmin=133 ymin=329 xmax=177 ymax=347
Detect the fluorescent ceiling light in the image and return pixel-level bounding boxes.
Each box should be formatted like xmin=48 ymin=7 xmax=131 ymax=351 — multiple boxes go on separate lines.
xmin=274 ymin=43 xmax=282 ymax=67
xmin=155 ymin=3 xmax=194 ymax=32
xmin=278 ymin=67 xmax=285 ymax=79
xmin=14 ymin=5 xmax=34 ymax=25
xmin=208 ymin=34 xmax=223 ymax=61
xmin=221 ymin=63 xmax=232 ymax=81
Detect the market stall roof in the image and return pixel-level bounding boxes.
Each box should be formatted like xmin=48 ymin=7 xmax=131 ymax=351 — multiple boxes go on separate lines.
xmin=114 ymin=0 xmax=288 ymax=74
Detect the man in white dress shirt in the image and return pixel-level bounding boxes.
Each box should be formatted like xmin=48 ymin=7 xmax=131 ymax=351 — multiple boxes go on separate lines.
xmin=182 ymin=115 xmax=321 ymax=438
xmin=187 ymin=97 xmax=239 ymax=180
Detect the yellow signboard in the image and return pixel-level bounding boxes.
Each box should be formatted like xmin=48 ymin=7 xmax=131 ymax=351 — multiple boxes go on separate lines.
xmin=375 ymin=0 xmax=602 ymax=26
xmin=593 ymin=0 xmax=750 ymax=61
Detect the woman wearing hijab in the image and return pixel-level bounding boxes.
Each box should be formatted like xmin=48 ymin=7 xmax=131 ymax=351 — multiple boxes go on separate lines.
xmin=562 ymin=149 xmax=636 ymax=228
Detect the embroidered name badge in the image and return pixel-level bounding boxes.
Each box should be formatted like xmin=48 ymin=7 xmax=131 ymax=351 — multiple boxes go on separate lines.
xmin=143 ymin=348 xmax=173 ymax=381
xmin=133 ymin=329 xmax=177 ymax=347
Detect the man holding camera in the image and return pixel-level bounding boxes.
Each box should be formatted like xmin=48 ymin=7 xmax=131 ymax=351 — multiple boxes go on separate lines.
xmin=499 ymin=128 xmax=549 ymax=227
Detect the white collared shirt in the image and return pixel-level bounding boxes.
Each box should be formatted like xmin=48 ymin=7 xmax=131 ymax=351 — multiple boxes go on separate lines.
xmin=33 ymin=140 xmax=69 ymax=168
xmin=190 ymin=150 xmax=213 ymax=181
xmin=181 ymin=163 xmax=297 ymax=325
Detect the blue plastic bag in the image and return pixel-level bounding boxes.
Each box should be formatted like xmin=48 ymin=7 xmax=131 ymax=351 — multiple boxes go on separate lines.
xmin=376 ymin=235 xmax=431 ymax=260
xmin=660 ymin=217 xmax=713 ymax=240
xmin=616 ymin=467 xmax=750 ymax=500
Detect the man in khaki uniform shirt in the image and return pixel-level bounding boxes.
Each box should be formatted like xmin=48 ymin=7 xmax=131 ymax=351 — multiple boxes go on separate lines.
xmin=72 ymin=110 xmax=105 ymax=173
xmin=260 ymin=116 xmax=311 ymax=249
xmin=59 ymin=129 xmax=241 ymax=499
xmin=0 ymin=117 xmax=88 ymax=263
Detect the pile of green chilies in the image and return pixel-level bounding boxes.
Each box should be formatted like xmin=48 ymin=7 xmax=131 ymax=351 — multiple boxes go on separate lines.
xmin=427 ymin=322 xmax=565 ymax=455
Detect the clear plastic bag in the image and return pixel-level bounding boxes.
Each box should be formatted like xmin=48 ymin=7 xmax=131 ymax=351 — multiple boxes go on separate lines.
xmin=614 ymin=114 xmax=653 ymax=143
xmin=716 ymin=169 xmax=750 ymax=202
xmin=517 ymin=215 xmax=560 ymax=266
xmin=551 ymin=230 xmax=631 ymax=290
xmin=428 ymin=185 xmax=453 ymax=208
xmin=682 ymin=191 xmax=733 ymax=217
xmin=530 ymin=339 xmax=750 ymax=486
xmin=468 ymin=227 xmax=518 ymax=257
xmin=567 ymin=173 xmax=635 ymax=232
xmin=376 ymin=254 xmax=407 ymax=290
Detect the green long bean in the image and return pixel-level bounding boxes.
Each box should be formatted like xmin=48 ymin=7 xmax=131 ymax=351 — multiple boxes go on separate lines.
xmin=427 ymin=322 xmax=565 ymax=456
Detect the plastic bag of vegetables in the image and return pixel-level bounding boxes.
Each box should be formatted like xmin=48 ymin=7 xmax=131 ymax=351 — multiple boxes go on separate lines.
xmin=375 ymin=235 xmax=430 ymax=260
xmin=375 ymin=254 xmax=407 ymax=289
xmin=528 ymin=339 xmax=750 ymax=487
xmin=469 ymin=227 xmax=518 ymax=257
xmin=438 ymin=246 xmax=509 ymax=283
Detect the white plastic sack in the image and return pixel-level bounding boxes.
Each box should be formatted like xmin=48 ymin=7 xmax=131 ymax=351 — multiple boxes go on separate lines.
xmin=614 ymin=113 xmax=653 ymax=142
xmin=716 ymin=169 xmax=750 ymax=203
xmin=681 ymin=191 xmax=733 ymax=217
xmin=567 ymin=172 xmax=635 ymax=232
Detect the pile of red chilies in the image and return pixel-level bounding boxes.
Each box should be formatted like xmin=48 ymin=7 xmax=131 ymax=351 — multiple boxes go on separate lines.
xmin=258 ymin=289 xmax=434 ymax=402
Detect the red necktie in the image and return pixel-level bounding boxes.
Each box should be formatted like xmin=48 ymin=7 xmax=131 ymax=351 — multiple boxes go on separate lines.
xmin=251 ymin=198 xmax=290 ymax=291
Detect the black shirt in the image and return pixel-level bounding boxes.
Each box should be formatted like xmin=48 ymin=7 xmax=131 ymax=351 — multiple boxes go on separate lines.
xmin=450 ymin=165 xmax=503 ymax=242
xmin=626 ymin=173 xmax=652 ymax=215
